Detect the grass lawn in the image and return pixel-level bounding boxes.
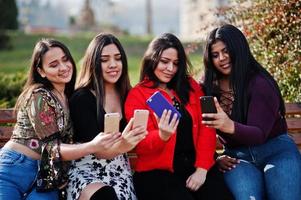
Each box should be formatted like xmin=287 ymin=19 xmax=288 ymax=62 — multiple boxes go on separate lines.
xmin=0 ymin=31 xmax=204 ymax=85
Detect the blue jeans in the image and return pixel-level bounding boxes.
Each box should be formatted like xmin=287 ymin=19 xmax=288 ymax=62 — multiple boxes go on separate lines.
xmin=223 ymin=134 xmax=301 ymax=200
xmin=0 ymin=148 xmax=58 ymax=200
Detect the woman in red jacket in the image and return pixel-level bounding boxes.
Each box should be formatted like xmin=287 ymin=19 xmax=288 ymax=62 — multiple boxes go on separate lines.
xmin=124 ymin=33 xmax=216 ymax=200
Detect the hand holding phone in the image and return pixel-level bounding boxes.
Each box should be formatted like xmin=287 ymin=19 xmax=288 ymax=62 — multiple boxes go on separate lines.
xmin=133 ymin=109 xmax=149 ymax=130
xmin=146 ymin=91 xmax=181 ymax=121
xmin=104 ymin=113 xmax=120 ymax=133
xmin=200 ymin=96 xmax=217 ymax=121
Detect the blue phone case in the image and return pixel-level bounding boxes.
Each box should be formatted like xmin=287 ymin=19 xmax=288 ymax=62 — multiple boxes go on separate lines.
xmin=146 ymin=91 xmax=181 ymax=120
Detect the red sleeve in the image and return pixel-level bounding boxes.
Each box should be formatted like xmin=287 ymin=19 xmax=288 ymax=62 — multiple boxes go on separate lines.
xmin=124 ymin=87 xmax=167 ymax=155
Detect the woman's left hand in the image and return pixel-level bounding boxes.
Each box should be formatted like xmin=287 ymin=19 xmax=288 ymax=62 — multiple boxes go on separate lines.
xmin=156 ymin=109 xmax=179 ymax=141
xmin=186 ymin=168 xmax=207 ymax=191
xmin=216 ymin=155 xmax=240 ymax=173
xmin=202 ymin=97 xmax=235 ymax=134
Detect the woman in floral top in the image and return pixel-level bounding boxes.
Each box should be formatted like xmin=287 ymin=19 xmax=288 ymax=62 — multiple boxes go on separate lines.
xmin=0 ymin=39 xmax=122 ymax=200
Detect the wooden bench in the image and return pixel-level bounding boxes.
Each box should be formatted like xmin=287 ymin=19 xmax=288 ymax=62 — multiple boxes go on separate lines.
xmin=1 ymin=102 xmax=301 ymax=169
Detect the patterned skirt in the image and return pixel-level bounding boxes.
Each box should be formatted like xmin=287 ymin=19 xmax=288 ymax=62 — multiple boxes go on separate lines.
xmin=67 ymin=154 xmax=137 ymax=200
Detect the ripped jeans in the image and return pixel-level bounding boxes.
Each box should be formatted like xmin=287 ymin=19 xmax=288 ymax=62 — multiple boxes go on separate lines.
xmin=223 ymin=134 xmax=301 ymax=200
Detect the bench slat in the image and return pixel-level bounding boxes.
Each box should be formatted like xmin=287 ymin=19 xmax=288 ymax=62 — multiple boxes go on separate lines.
xmin=128 ymin=152 xmax=137 ymax=170
xmin=0 ymin=126 xmax=14 ymax=142
xmin=290 ymin=133 xmax=301 ymax=148
xmin=0 ymin=109 xmax=16 ymax=123
xmin=285 ymin=103 xmax=301 ymax=115
xmin=286 ymin=118 xmax=301 ymax=132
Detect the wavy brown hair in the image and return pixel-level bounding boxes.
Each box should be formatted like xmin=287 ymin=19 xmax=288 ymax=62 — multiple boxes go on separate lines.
xmin=15 ymin=38 xmax=76 ymax=110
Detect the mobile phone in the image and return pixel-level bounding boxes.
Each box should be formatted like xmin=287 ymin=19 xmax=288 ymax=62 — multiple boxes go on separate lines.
xmin=146 ymin=91 xmax=181 ymax=121
xmin=104 ymin=113 xmax=120 ymax=133
xmin=200 ymin=96 xmax=217 ymax=121
xmin=133 ymin=109 xmax=149 ymax=130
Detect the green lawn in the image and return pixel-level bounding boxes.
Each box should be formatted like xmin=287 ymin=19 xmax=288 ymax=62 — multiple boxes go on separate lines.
xmin=0 ymin=31 xmax=204 ymax=85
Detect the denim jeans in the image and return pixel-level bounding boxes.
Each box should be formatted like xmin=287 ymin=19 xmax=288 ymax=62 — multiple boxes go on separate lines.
xmin=0 ymin=148 xmax=58 ymax=200
xmin=223 ymin=134 xmax=301 ymax=200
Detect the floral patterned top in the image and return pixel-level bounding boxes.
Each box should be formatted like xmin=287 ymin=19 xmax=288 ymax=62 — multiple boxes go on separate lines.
xmin=11 ymin=87 xmax=73 ymax=154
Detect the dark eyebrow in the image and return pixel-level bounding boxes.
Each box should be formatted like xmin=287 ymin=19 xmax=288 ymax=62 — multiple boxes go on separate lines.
xmin=101 ymin=53 xmax=121 ymax=57
xmin=48 ymin=60 xmax=58 ymax=65
xmin=47 ymin=54 xmax=67 ymax=65
xmin=161 ymin=56 xmax=179 ymax=61
xmin=212 ymin=45 xmax=227 ymax=52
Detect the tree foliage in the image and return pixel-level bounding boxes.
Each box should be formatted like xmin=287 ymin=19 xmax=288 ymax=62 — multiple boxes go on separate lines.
xmin=0 ymin=73 xmax=26 ymax=108
xmin=0 ymin=0 xmax=18 ymax=30
xmin=0 ymin=0 xmax=18 ymax=50
xmin=223 ymin=0 xmax=301 ymax=102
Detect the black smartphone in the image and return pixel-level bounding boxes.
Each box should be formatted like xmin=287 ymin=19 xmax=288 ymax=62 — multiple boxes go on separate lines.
xmin=200 ymin=96 xmax=217 ymax=121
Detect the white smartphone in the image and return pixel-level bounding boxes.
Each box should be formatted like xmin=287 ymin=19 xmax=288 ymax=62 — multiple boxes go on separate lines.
xmin=104 ymin=113 xmax=120 ymax=133
xmin=133 ymin=109 xmax=149 ymax=130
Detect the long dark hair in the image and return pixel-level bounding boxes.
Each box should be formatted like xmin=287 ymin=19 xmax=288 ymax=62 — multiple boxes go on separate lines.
xmin=76 ymin=33 xmax=131 ymax=123
xmin=15 ymin=38 xmax=76 ymax=110
xmin=203 ymin=24 xmax=285 ymax=123
xmin=140 ymin=33 xmax=192 ymax=105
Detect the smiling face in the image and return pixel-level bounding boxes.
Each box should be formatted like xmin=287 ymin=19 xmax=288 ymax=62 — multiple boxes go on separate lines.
xmin=38 ymin=47 xmax=73 ymax=91
xmin=101 ymin=43 xmax=123 ymax=85
xmin=211 ymin=40 xmax=232 ymax=77
xmin=154 ymin=47 xmax=179 ymax=86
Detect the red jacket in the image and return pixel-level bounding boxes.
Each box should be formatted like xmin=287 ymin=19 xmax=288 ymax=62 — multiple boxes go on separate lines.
xmin=124 ymin=78 xmax=216 ymax=172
